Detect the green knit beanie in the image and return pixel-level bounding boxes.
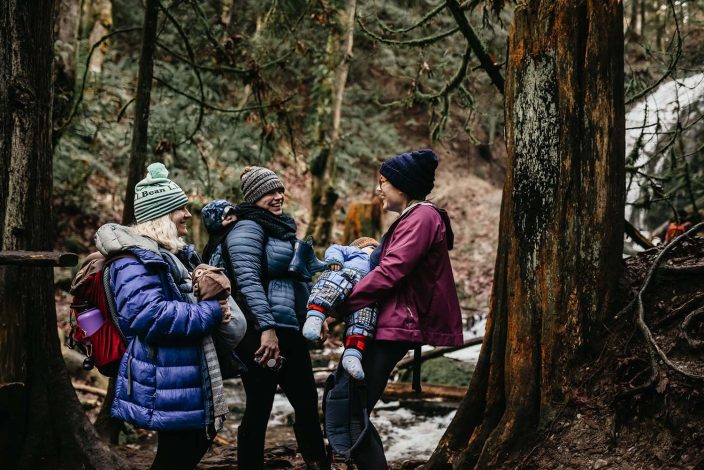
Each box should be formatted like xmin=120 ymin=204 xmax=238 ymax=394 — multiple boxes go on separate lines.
xmin=134 ymin=163 xmax=189 ymax=223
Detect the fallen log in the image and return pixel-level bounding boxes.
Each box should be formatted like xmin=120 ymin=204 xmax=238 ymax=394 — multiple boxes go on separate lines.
xmin=0 ymin=250 xmax=78 ymax=267
xmin=395 ymin=337 xmax=484 ymax=370
xmin=624 ymin=220 xmax=655 ymax=250
xmin=72 ymin=381 xmax=107 ymax=397
xmin=382 ymin=382 xmax=466 ymax=400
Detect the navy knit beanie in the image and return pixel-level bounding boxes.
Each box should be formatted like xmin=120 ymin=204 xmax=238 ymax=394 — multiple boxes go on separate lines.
xmin=379 ymin=149 xmax=439 ymax=200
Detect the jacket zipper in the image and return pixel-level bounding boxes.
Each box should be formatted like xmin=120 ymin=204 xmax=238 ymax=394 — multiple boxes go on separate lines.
xmin=127 ymin=356 xmax=133 ymax=396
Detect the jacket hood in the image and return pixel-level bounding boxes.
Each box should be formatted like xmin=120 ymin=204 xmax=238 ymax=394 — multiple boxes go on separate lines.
xmin=95 ymin=223 xmax=160 ymax=257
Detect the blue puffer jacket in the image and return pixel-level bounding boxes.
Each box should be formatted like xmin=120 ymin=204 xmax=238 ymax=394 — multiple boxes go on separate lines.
xmin=95 ymin=224 xmax=222 ymax=431
xmin=225 ymin=219 xmax=309 ymax=331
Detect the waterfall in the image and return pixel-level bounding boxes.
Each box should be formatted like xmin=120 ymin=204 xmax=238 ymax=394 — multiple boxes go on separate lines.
xmin=624 ymin=73 xmax=704 ymax=231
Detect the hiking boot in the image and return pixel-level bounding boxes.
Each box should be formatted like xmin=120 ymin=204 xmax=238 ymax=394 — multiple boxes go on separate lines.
xmin=289 ymin=238 xmax=327 ymax=281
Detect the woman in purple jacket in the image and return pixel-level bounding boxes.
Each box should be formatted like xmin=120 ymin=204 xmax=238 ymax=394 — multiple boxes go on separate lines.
xmin=338 ymin=149 xmax=463 ymax=469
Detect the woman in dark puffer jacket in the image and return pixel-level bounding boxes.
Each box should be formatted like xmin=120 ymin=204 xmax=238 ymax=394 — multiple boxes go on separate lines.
xmin=226 ymin=166 xmax=328 ymax=470
xmin=99 ymin=163 xmax=244 ymax=470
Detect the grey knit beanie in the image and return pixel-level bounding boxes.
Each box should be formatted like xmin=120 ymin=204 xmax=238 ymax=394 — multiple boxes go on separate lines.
xmin=240 ymin=166 xmax=285 ymax=203
xmin=134 ymin=162 xmax=189 ymax=223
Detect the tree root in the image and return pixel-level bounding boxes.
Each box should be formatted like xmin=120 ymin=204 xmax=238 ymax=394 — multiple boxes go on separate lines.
xmin=680 ymin=307 xmax=704 ymax=350
xmin=618 ymin=222 xmax=704 ymax=399
xmin=653 ymin=293 xmax=704 ymax=328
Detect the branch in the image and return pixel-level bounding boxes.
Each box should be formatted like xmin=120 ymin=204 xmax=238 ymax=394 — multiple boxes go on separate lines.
xmin=55 ymin=27 xmax=142 ymax=132
xmin=155 ymin=40 xmax=290 ymax=76
xmin=153 ymin=76 xmax=289 ymax=113
xmin=0 ymin=251 xmax=78 ymax=267
xmin=395 ymin=337 xmax=483 ymax=369
xmin=624 ymin=219 xmax=655 ymax=249
xmin=357 ymin=16 xmax=460 ymax=47
xmin=625 ymin=0 xmax=682 ymax=105
xmin=375 ymin=3 xmax=447 ymax=34
xmin=415 ymin=43 xmax=473 ymax=101
xmin=159 ymin=2 xmax=204 ymax=145
xmin=445 ymin=0 xmax=504 ymax=94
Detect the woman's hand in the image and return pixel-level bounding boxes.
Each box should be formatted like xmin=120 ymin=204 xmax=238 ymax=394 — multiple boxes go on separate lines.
xmin=255 ymin=329 xmax=279 ymax=364
xmin=218 ymin=299 xmax=231 ymax=323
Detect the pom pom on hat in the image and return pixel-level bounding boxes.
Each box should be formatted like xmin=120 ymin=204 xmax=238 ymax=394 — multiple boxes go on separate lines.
xmin=133 ymin=162 xmax=188 ymax=223
xmin=146 ymin=162 xmax=169 ymax=180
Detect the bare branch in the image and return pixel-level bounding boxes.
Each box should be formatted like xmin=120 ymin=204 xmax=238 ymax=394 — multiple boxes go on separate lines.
xmin=357 ymin=16 xmax=460 ymax=47
xmin=375 ymin=2 xmax=447 ymax=34
xmin=445 ymin=0 xmax=504 ymax=94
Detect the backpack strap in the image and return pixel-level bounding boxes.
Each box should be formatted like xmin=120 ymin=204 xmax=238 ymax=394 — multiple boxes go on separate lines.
xmin=347 ymin=380 xmax=371 ymax=456
xmin=101 ymin=254 xmax=133 ymax=344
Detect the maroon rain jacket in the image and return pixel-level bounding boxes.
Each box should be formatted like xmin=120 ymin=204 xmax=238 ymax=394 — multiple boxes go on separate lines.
xmin=340 ymin=203 xmax=463 ymax=347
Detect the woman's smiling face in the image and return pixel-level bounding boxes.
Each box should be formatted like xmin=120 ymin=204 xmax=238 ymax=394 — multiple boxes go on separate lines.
xmin=377 ymin=175 xmax=408 ymax=213
xmin=170 ymin=206 xmax=191 ymax=236
xmin=255 ymin=189 xmax=285 ymax=215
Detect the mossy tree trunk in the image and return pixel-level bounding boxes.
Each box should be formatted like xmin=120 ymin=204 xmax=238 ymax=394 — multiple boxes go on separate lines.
xmin=306 ymin=0 xmax=356 ymax=246
xmin=426 ymin=1 xmax=625 ymax=468
xmin=0 ymin=1 xmax=128 ymax=467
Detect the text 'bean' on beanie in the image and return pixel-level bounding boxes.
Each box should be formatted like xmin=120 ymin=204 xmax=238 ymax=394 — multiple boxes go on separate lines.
xmin=379 ymin=149 xmax=439 ymax=200
xmin=240 ymin=166 xmax=285 ymax=203
xmin=134 ymin=162 xmax=189 ymax=223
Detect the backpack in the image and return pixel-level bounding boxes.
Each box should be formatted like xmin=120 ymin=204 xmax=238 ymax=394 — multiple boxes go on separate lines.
xmin=322 ymin=366 xmax=371 ymax=459
xmin=67 ymin=252 xmax=128 ymax=377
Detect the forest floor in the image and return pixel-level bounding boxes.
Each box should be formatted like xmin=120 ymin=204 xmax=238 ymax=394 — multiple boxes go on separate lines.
xmin=510 ymin=231 xmax=704 ymax=470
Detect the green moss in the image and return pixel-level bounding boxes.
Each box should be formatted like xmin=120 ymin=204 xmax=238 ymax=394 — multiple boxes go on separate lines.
xmin=400 ymin=356 xmax=474 ymax=387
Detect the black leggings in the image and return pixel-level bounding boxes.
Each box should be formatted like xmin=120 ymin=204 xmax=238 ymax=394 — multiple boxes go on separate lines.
xmin=151 ymin=429 xmax=213 ymax=470
xmin=236 ymin=328 xmax=327 ymax=470
xmin=351 ymin=340 xmax=412 ymax=470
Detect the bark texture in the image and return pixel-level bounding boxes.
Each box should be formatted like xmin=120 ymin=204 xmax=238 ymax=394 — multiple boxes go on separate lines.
xmin=426 ymin=1 xmax=625 ymax=468
xmin=0 ymin=1 xmax=128 ymax=468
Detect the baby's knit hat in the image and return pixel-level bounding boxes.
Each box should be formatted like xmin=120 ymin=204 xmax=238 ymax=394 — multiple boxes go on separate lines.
xmin=351 ymin=237 xmax=379 ymax=250
xmin=380 ymin=149 xmax=439 ymax=200
xmin=134 ymin=163 xmax=188 ymax=223
xmin=240 ymin=166 xmax=285 ymax=203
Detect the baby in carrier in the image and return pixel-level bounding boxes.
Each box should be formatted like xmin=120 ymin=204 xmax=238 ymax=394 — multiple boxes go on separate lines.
xmin=302 ymin=237 xmax=379 ymax=380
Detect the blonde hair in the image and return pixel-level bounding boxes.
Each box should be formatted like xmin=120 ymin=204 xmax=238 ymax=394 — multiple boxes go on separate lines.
xmin=132 ymin=213 xmax=186 ymax=253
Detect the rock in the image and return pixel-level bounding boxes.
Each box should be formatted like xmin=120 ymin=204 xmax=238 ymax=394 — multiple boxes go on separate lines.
xmin=593 ymin=458 xmax=608 ymax=469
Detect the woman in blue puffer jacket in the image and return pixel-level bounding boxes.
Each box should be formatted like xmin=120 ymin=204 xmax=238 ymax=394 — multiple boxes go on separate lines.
xmin=225 ymin=166 xmax=328 ymax=470
xmin=96 ymin=163 xmax=244 ymax=470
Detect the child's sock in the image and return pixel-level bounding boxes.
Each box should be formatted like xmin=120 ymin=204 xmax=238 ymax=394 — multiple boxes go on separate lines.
xmin=302 ymin=309 xmax=325 ymax=341
xmin=341 ymin=348 xmax=365 ymax=380
xmin=342 ymin=335 xmax=368 ymax=380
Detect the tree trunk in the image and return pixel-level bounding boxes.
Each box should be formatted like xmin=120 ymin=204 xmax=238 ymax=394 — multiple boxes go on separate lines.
xmin=0 ymin=1 xmax=128 ymax=467
xmin=306 ymin=0 xmax=356 ymax=246
xmin=53 ymin=0 xmax=81 ymax=134
xmin=86 ymin=0 xmax=113 ymax=74
xmin=122 ymin=0 xmax=159 ymax=225
xmin=426 ymin=1 xmax=625 ymax=468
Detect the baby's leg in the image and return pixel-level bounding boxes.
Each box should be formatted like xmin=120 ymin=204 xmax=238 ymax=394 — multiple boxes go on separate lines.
xmin=303 ymin=270 xmax=360 ymax=341
xmin=341 ymin=306 xmax=377 ymax=380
